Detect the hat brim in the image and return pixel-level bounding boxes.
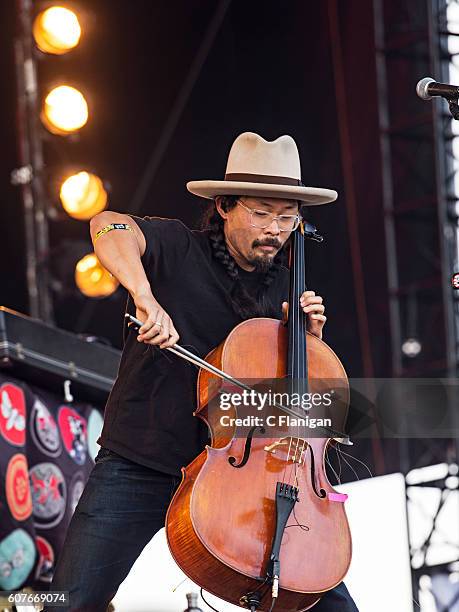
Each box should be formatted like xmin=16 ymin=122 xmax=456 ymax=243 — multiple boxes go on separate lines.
xmin=186 ymin=180 xmax=337 ymax=205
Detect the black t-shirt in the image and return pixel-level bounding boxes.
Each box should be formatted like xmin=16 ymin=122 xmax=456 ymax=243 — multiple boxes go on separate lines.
xmin=98 ymin=217 xmax=289 ymax=476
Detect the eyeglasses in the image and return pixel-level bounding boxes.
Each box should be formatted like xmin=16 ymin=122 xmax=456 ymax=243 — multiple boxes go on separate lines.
xmin=237 ymin=200 xmax=300 ymax=232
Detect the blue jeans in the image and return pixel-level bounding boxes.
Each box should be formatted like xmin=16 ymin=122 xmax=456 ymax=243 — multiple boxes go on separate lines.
xmin=49 ymin=448 xmax=358 ymax=611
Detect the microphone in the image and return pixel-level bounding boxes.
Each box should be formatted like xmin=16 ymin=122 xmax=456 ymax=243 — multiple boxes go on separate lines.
xmin=416 ymin=77 xmax=459 ymax=100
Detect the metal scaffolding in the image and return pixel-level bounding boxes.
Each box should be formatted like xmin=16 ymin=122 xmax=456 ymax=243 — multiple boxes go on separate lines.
xmin=13 ymin=0 xmax=54 ymax=323
xmin=373 ymin=0 xmax=459 ymax=608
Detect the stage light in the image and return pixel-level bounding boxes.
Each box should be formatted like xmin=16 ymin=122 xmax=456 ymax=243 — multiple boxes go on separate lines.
xmin=41 ymin=85 xmax=88 ymax=135
xmin=60 ymin=172 xmax=107 ymax=220
xmin=75 ymin=254 xmax=118 ymax=298
xmin=33 ymin=7 xmax=81 ymax=55
xmin=402 ymin=337 xmax=422 ymax=357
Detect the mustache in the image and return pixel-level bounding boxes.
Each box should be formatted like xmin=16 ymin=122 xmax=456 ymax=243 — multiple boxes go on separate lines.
xmin=252 ymin=238 xmax=282 ymax=249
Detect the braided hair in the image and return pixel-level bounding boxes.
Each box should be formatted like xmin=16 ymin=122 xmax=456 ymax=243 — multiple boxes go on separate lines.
xmin=201 ymin=196 xmax=288 ymax=320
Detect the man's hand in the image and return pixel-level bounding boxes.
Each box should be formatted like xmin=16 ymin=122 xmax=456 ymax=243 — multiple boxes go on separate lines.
xmin=282 ymin=290 xmax=327 ymax=340
xmin=134 ymin=292 xmax=180 ymax=349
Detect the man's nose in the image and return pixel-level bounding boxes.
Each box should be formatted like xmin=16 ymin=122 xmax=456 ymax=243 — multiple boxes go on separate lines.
xmin=263 ymin=218 xmax=281 ymax=235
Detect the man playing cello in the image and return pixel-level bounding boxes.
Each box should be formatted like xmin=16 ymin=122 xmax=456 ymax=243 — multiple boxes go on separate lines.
xmin=50 ymin=132 xmax=358 ymax=611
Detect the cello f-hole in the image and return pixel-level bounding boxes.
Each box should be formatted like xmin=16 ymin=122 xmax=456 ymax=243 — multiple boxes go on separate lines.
xmin=307 ymin=445 xmax=327 ymax=499
xmin=228 ymin=426 xmax=265 ymax=468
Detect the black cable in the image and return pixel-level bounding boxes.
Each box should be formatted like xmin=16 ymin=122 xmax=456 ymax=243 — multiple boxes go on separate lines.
xmin=200 ymin=588 xmax=222 ymax=612
xmin=250 ymin=576 xmax=270 ymax=595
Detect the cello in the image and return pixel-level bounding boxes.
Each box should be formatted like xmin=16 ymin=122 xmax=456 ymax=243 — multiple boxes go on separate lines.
xmin=164 ymin=217 xmax=352 ymax=612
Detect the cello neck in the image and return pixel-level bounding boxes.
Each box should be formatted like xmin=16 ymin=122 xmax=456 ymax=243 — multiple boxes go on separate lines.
xmin=287 ymin=222 xmax=309 ymax=387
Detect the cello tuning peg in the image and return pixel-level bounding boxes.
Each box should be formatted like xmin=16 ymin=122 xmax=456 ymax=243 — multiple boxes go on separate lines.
xmin=301 ymin=220 xmax=324 ymax=242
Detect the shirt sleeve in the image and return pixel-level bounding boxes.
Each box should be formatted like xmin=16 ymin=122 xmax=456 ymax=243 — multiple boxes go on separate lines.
xmin=129 ymin=215 xmax=192 ymax=279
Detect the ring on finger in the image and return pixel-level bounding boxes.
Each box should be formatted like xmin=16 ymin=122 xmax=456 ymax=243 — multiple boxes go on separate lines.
xmin=154 ymin=321 xmax=163 ymax=328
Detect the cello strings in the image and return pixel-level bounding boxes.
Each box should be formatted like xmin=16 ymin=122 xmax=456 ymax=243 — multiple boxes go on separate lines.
xmin=286 ymin=231 xmax=299 ymax=489
xmin=283 ymin=227 xmax=310 ymax=492
xmin=300 ymin=225 xmax=310 ymax=496
xmin=298 ymin=222 xmax=302 ymax=381
xmin=325 ymin=445 xmax=343 ymax=485
xmin=325 ymin=451 xmax=342 ymax=486
xmin=336 ymin=450 xmax=360 ymax=482
xmin=287 ymin=225 xmax=307 ymax=494
xmin=290 ymin=233 xmax=297 ymax=489
xmin=285 ymin=454 xmax=296 ymax=488
xmin=293 ymin=438 xmax=301 ymax=489
xmin=295 ymin=229 xmax=299 ymax=472
xmin=282 ymin=436 xmax=294 ymax=484
xmin=293 ymin=438 xmax=307 ymax=490
xmin=337 ymin=447 xmax=374 ymax=479
xmin=294 ymin=227 xmax=301 ymax=489
xmin=334 ymin=443 xmax=343 ymax=482
xmin=300 ymin=238 xmax=304 ymax=461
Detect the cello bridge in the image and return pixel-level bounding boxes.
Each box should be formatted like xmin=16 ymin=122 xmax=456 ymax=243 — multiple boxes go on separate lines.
xmin=264 ymin=436 xmax=308 ymax=465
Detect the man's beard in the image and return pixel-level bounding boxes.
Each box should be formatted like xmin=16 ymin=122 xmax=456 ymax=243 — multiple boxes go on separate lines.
xmin=249 ymin=254 xmax=275 ymax=273
xmin=248 ymin=238 xmax=282 ymax=273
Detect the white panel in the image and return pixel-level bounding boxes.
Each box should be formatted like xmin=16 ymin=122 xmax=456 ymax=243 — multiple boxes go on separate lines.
xmin=335 ymin=473 xmax=413 ymax=612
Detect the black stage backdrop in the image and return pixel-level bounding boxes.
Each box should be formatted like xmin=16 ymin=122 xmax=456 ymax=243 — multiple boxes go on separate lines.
xmin=0 ymin=0 xmax=387 ymax=375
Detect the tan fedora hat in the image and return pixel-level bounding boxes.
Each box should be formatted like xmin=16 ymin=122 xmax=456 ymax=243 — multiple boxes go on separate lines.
xmin=187 ymin=132 xmax=337 ymax=205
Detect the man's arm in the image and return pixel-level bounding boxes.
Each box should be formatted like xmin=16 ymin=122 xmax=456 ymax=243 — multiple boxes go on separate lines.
xmin=90 ymin=211 xmax=148 ymax=297
xmin=89 ymin=211 xmax=179 ymax=348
